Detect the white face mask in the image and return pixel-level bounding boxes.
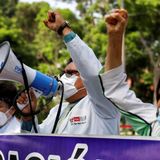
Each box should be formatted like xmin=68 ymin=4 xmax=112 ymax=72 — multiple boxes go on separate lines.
xmin=0 ymin=109 xmax=13 ymax=127
xmin=0 ymin=112 xmax=8 ymax=127
xmin=60 ymin=74 xmax=78 ymax=99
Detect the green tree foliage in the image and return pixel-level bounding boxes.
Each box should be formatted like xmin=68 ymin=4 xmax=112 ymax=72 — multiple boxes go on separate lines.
xmin=124 ymin=0 xmax=160 ymax=103
xmin=0 ymin=0 xmax=18 ymax=17
xmin=62 ymin=0 xmax=160 ymax=103
xmin=0 ymin=0 xmax=160 ymax=123
xmin=34 ymin=7 xmax=81 ymax=75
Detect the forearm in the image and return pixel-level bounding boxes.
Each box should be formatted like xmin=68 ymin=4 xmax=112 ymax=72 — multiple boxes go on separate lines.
xmin=62 ymin=27 xmax=72 ymax=36
xmin=105 ymin=33 xmax=123 ymax=71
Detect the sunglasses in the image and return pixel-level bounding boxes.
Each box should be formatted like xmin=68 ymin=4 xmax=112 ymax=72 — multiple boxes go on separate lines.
xmin=60 ymin=70 xmax=79 ymax=77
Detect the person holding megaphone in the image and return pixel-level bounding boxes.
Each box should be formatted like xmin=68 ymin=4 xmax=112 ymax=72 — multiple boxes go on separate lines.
xmin=18 ymin=11 xmax=122 ymax=135
xmin=0 ymin=39 xmax=63 ymax=133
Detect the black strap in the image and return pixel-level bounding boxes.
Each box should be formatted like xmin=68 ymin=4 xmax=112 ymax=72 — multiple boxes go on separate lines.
xmin=18 ymin=57 xmax=38 ymax=133
xmin=52 ymin=79 xmax=64 ymax=133
xmin=57 ymin=21 xmax=71 ymax=35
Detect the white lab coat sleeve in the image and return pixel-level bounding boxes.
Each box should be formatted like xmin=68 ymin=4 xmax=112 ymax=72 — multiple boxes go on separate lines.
xmin=65 ymin=35 xmax=119 ymax=118
xmin=65 ymin=35 xmax=102 ymax=77
xmin=100 ymin=65 xmax=159 ymax=136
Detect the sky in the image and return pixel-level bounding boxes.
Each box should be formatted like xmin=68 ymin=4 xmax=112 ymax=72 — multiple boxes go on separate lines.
xmin=19 ymin=0 xmax=77 ymax=13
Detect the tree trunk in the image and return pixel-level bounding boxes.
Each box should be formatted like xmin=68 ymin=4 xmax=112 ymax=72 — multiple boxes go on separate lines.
xmin=140 ymin=35 xmax=160 ymax=104
xmin=154 ymin=64 xmax=160 ymax=105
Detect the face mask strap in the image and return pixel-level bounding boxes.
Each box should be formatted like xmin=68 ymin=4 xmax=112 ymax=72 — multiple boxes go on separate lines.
xmin=0 ymin=111 xmax=10 ymax=128
xmin=5 ymin=106 xmax=15 ymax=119
xmin=77 ymin=87 xmax=85 ymax=92
xmin=1 ymin=107 xmax=15 ymax=126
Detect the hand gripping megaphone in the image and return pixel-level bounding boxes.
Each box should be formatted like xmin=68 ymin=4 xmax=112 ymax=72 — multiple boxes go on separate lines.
xmin=0 ymin=41 xmax=61 ymax=106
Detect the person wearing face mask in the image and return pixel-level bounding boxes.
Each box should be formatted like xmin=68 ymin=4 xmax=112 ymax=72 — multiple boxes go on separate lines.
xmin=0 ymin=81 xmax=21 ymax=133
xmin=60 ymin=58 xmax=87 ymax=103
xmin=18 ymin=11 xmax=120 ymax=135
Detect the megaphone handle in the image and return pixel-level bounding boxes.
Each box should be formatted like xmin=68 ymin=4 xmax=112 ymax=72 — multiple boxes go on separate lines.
xmin=17 ymin=88 xmax=42 ymax=111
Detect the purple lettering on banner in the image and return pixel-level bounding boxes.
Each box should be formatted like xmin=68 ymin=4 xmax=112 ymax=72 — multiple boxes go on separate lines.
xmin=0 ymin=134 xmax=160 ymax=160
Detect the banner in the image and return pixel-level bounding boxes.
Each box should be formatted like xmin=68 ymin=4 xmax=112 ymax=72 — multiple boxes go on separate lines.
xmin=0 ymin=134 xmax=160 ymax=160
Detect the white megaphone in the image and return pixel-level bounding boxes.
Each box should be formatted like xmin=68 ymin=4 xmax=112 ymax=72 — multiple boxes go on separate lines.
xmin=0 ymin=41 xmax=61 ymax=107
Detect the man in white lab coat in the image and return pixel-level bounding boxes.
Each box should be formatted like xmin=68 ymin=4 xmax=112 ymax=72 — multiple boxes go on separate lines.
xmin=19 ymin=11 xmax=120 ymax=135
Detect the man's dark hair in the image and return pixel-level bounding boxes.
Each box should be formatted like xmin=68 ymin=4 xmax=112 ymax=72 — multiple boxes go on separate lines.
xmin=60 ymin=58 xmax=73 ymax=76
xmin=0 ymin=81 xmax=18 ymax=107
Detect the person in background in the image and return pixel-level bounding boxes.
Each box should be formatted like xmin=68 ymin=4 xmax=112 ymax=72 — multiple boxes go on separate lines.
xmin=0 ymin=81 xmax=21 ymax=133
xmin=100 ymin=9 xmax=160 ymax=136
xmin=18 ymin=11 xmax=121 ymax=135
